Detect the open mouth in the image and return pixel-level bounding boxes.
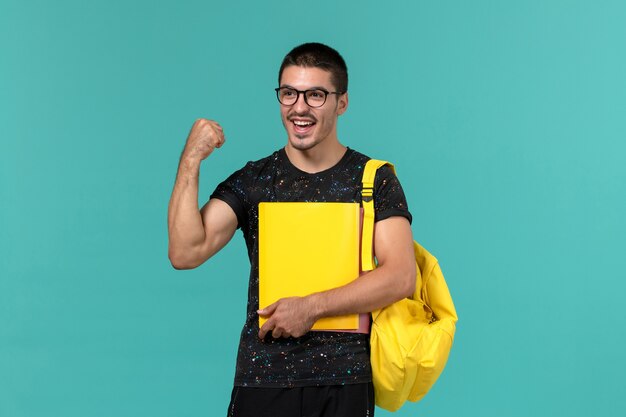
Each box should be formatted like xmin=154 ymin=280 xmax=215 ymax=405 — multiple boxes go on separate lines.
xmin=292 ymin=119 xmax=316 ymax=135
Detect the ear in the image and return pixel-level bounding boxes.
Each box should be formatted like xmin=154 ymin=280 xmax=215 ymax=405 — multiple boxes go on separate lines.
xmin=336 ymin=92 xmax=349 ymax=116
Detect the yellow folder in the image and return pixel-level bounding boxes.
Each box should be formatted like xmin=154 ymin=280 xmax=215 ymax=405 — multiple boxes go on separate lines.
xmin=258 ymin=202 xmax=361 ymax=330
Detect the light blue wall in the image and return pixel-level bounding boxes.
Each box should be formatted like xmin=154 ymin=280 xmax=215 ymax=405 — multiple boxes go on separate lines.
xmin=2 ymin=1 xmax=625 ymax=416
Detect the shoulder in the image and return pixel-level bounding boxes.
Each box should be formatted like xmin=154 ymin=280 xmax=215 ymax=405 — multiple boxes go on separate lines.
xmin=344 ymin=147 xmax=370 ymax=166
xmin=246 ymin=149 xmax=282 ymax=169
xmin=347 ymin=148 xmax=396 ymax=181
xmin=224 ymin=149 xmax=282 ymax=181
xmin=345 ymin=148 xmax=393 ymax=172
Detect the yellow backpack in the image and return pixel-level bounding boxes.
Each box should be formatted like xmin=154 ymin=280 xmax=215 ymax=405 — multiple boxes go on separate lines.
xmin=361 ymin=159 xmax=459 ymax=412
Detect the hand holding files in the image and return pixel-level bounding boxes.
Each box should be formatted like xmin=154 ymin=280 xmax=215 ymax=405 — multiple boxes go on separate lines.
xmin=257 ymin=295 xmax=319 ymax=339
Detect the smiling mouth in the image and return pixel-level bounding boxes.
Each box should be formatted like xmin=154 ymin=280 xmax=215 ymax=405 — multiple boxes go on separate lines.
xmin=292 ymin=119 xmax=316 ymax=135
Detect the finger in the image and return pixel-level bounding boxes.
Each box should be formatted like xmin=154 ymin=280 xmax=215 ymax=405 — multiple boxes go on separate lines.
xmin=258 ymin=320 xmax=273 ymax=339
xmin=271 ymin=327 xmax=283 ymax=339
xmin=212 ymin=128 xmax=225 ymax=147
xmin=282 ymin=329 xmax=296 ymax=338
xmin=258 ymin=302 xmax=277 ymax=317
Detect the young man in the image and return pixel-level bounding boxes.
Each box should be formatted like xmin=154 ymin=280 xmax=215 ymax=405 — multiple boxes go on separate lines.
xmin=168 ymin=43 xmax=416 ymax=416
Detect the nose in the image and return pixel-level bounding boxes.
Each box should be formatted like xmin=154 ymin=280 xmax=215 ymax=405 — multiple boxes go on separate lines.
xmin=292 ymin=91 xmax=309 ymax=113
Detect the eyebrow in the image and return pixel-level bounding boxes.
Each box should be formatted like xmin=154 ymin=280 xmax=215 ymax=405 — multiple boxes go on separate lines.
xmin=279 ymin=84 xmax=330 ymax=91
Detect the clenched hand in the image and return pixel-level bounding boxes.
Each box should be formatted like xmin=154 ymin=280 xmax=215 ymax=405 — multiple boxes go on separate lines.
xmin=182 ymin=118 xmax=225 ymax=162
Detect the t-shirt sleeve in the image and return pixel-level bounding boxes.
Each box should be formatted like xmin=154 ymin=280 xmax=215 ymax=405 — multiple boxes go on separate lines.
xmin=209 ymin=165 xmax=249 ymax=230
xmin=373 ymin=164 xmax=412 ymax=224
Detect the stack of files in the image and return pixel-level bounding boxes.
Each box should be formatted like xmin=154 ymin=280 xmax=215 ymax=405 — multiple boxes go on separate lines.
xmin=258 ymin=202 xmax=368 ymax=332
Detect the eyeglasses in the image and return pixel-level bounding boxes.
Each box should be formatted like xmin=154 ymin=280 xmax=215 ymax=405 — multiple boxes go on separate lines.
xmin=274 ymin=87 xmax=344 ymax=108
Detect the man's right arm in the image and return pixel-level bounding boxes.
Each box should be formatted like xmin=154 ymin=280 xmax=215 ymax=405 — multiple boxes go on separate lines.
xmin=167 ymin=119 xmax=238 ymax=270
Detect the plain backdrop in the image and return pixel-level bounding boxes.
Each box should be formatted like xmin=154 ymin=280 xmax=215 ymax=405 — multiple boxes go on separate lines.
xmin=1 ymin=1 xmax=625 ymax=416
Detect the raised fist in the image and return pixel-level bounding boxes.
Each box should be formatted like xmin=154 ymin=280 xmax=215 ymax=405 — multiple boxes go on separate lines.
xmin=182 ymin=118 xmax=225 ymax=162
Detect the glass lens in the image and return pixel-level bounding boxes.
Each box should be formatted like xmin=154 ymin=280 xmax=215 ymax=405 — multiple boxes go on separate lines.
xmin=305 ymin=89 xmax=327 ymax=107
xmin=278 ymin=87 xmax=297 ymax=105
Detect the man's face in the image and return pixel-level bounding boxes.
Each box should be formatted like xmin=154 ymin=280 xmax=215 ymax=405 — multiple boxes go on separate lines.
xmin=278 ymin=65 xmax=348 ymax=152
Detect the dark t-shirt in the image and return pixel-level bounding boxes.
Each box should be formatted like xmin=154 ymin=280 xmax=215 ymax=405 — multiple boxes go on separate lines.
xmin=210 ymin=147 xmax=412 ymax=387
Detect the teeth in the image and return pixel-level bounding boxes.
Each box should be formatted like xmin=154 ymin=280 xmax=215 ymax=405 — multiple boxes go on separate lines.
xmin=293 ymin=120 xmax=313 ymax=126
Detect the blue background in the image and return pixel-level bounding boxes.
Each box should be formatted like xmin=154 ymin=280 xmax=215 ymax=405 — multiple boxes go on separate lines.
xmin=2 ymin=1 xmax=625 ymax=416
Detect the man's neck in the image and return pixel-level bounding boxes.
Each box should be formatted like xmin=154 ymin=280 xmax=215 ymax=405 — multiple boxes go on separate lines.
xmin=284 ymin=140 xmax=347 ymax=174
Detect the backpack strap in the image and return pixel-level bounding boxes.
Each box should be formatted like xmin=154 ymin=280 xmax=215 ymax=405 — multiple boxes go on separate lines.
xmin=361 ymin=159 xmax=396 ymax=271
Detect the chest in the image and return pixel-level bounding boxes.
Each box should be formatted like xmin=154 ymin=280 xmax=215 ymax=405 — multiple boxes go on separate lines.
xmin=248 ymin=169 xmax=363 ymax=205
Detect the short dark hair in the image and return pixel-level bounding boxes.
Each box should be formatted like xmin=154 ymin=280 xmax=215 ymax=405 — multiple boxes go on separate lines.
xmin=278 ymin=42 xmax=348 ymax=93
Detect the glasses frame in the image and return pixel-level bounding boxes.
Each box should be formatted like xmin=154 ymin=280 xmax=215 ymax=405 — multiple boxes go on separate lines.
xmin=274 ymin=87 xmax=345 ymax=108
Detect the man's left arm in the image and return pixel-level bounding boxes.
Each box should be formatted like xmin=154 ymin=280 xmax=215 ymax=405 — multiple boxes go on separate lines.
xmin=258 ymin=216 xmax=415 ymax=339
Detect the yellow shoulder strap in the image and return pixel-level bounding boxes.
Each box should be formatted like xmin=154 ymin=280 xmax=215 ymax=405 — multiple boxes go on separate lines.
xmin=361 ymin=159 xmax=396 ymax=271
